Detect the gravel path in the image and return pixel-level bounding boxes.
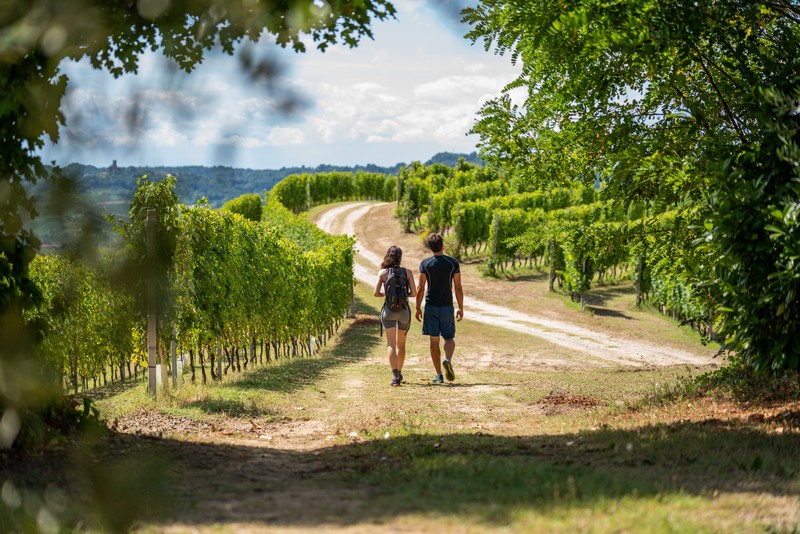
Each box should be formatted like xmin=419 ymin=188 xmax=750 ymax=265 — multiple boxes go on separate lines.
xmin=316 ymin=202 xmax=711 ymax=367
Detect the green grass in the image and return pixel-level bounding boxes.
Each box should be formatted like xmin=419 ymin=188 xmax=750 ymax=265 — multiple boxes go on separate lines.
xmin=29 ymin=273 xmax=800 ymax=533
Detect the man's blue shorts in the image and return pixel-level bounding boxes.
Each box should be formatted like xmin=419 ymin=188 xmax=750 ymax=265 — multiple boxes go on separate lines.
xmin=422 ymin=304 xmax=456 ymax=340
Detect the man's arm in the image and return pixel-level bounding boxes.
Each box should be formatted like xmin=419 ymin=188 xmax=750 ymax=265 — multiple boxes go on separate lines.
xmin=415 ymin=272 xmax=427 ymax=322
xmin=453 ymin=272 xmax=464 ymax=321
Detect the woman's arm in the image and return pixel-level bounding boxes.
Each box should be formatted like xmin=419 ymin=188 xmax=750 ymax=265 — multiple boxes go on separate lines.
xmin=406 ymin=269 xmax=417 ymax=298
xmin=373 ymin=269 xmax=386 ymax=297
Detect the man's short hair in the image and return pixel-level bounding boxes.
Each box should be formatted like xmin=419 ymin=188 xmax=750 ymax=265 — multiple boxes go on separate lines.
xmin=427 ymin=233 xmax=444 ymax=253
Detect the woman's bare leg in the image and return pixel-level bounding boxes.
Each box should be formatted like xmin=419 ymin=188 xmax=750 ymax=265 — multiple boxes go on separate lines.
xmin=385 ymin=327 xmax=399 ymax=370
xmin=397 ymin=329 xmax=408 ymax=371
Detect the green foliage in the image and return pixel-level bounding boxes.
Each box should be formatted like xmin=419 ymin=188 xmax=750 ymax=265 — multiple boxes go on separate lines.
xmin=15 ymin=173 xmax=354 ymax=420
xmin=222 ymin=193 xmax=263 ymax=222
xmin=176 ymin=192 xmax=354 ymax=349
xmin=702 ymin=85 xmax=800 ymax=372
xmin=106 ymin=175 xmax=182 ymax=346
xmin=463 ymin=0 xmax=800 ymax=374
xmin=693 ymin=359 xmax=800 ymax=403
xmin=399 ymin=159 xmax=717 ymax=332
xmin=646 ymin=358 xmax=800 ymax=406
xmin=464 ymin=0 xmax=794 ymax=199
xmin=11 ymin=396 xmax=105 ymax=450
xmin=271 ymin=174 xmax=308 ymax=212
xmin=1 ymin=0 xmax=396 ymax=445
xmin=26 ymin=255 xmax=138 ymax=394
xmin=271 ymin=171 xmax=396 ymax=212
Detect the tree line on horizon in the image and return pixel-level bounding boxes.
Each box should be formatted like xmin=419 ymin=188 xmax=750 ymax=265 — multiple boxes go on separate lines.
xmin=40 ymin=151 xmax=483 ymax=207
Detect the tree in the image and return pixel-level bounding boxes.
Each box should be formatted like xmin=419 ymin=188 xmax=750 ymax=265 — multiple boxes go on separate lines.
xmin=1 ymin=0 xmax=395 ymax=444
xmin=466 ymin=0 xmax=797 ymax=196
xmin=702 ymin=84 xmax=800 ymax=372
xmin=464 ymin=0 xmax=800 ymax=372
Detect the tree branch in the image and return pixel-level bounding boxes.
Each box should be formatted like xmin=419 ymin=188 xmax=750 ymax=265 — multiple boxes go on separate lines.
xmin=696 ymin=47 xmax=747 ymax=92
xmin=694 ymin=50 xmax=748 ymax=145
xmin=763 ymin=1 xmax=800 ymax=23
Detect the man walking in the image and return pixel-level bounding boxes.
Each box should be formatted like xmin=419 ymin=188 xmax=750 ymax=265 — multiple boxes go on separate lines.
xmin=415 ymin=233 xmax=464 ymax=384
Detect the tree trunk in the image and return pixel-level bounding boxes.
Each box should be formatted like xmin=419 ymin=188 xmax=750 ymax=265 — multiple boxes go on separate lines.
xmin=635 ymin=254 xmax=645 ymax=307
xmin=209 ymin=349 xmax=217 ymax=381
xmin=189 ymin=348 xmax=196 ymax=384
xmin=72 ymin=349 xmax=78 ymax=395
xmin=708 ymin=308 xmax=715 ymax=341
xmin=200 ymin=347 xmax=208 ymax=385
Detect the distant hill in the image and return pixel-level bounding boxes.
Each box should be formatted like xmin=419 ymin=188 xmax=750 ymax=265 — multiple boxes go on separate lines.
xmin=29 ymin=152 xmax=484 ymax=249
xmin=45 ymin=152 xmax=483 ymax=207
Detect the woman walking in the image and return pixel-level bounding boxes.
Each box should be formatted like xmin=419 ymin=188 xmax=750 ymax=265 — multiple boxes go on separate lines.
xmin=374 ymin=245 xmax=417 ymax=386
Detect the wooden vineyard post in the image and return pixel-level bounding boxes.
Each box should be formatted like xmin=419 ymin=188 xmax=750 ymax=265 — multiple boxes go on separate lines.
xmin=490 ymin=214 xmax=500 ymax=276
xmin=170 ymin=328 xmax=178 ymax=388
xmin=454 ymin=212 xmax=463 ymax=259
xmin=216 ymin=342 xmax=222 ymax=379
xmin=348 ymin=278 xmax=356 ymax=318
xmin=147 ymin=209 xmax=158 ymax=398
xmin=160 ymin=338 xmax=169 ymax=393
xmin=396 ymin=175 xmax=403 ymax=204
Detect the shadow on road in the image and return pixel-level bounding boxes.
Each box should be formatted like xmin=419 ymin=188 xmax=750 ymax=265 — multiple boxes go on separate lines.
xmin=3 ymin=413 xmax=798 ymax=531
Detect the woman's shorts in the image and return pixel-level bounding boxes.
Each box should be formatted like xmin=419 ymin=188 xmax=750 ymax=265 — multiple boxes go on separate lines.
xmin=381 ymin=304 xmax=411 ymax=332
xmin=422 ymin=304 xmax=456 ymax=339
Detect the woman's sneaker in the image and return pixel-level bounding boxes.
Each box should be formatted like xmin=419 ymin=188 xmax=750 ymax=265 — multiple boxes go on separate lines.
xmin=431 ymin=373 xmax=444 ymax=384
xmin=390 ymin=376 xmax=401 ymax=387
xmin=442 ymin=359 xmax=455 ymax=382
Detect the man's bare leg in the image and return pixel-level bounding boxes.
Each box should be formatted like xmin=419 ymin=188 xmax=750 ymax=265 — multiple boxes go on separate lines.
xmin=444 ymin=337 xmax=455 ymax=361
xmin=429 ymin=336 xmax=442 ymax=374
xmin=442 ymin=337 xmax=456 ymax=382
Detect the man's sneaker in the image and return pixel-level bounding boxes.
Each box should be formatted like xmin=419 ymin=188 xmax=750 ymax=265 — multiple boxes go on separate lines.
xmin=390 ymin=377 xmax=401 ymax=386
xmin=431 ymin=373 xmax=444 ymax=384
xmin=442 ymin=359 xmax=455 ymax=382
xmin=398 ymin=372 xmax=404 ymax=384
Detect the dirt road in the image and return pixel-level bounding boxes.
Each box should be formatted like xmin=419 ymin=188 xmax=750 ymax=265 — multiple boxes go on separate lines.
xmin=315 ymin=201 xmax=711 ymax=368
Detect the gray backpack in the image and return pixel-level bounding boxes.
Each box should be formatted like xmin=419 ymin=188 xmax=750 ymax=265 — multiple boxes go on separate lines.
xmin=384 ymin=267 xmax=409 ymax=312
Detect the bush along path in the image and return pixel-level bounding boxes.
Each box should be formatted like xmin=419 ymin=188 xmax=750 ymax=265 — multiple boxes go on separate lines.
xmin=2 ymin=202 xmax=798 ymax=532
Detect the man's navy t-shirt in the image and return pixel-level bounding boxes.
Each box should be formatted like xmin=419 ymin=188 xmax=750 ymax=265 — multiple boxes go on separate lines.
xmin=419 ymin=254 xmax=460 ymax=307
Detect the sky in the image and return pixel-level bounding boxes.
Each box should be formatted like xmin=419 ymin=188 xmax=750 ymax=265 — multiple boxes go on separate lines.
xmin=39 ymin=1 xmax=521 ymax=170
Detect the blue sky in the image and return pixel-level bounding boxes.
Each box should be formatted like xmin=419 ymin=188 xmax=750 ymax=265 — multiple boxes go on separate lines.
xmin=40 ymin=1 xmax=520 ymax=170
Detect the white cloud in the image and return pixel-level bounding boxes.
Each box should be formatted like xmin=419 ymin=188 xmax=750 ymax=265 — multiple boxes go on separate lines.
xmin=352 ymin=82 xmax=385 ymax=93
xmin=42 ymin=1 xmax=521 ymax=167
xmin=414 ymin=75 xmax=512 ymax=101
xmin=266 ymin=127 xmax=305 ymax=146
xmin=142 ymin=119 xmax=189 ymax=147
